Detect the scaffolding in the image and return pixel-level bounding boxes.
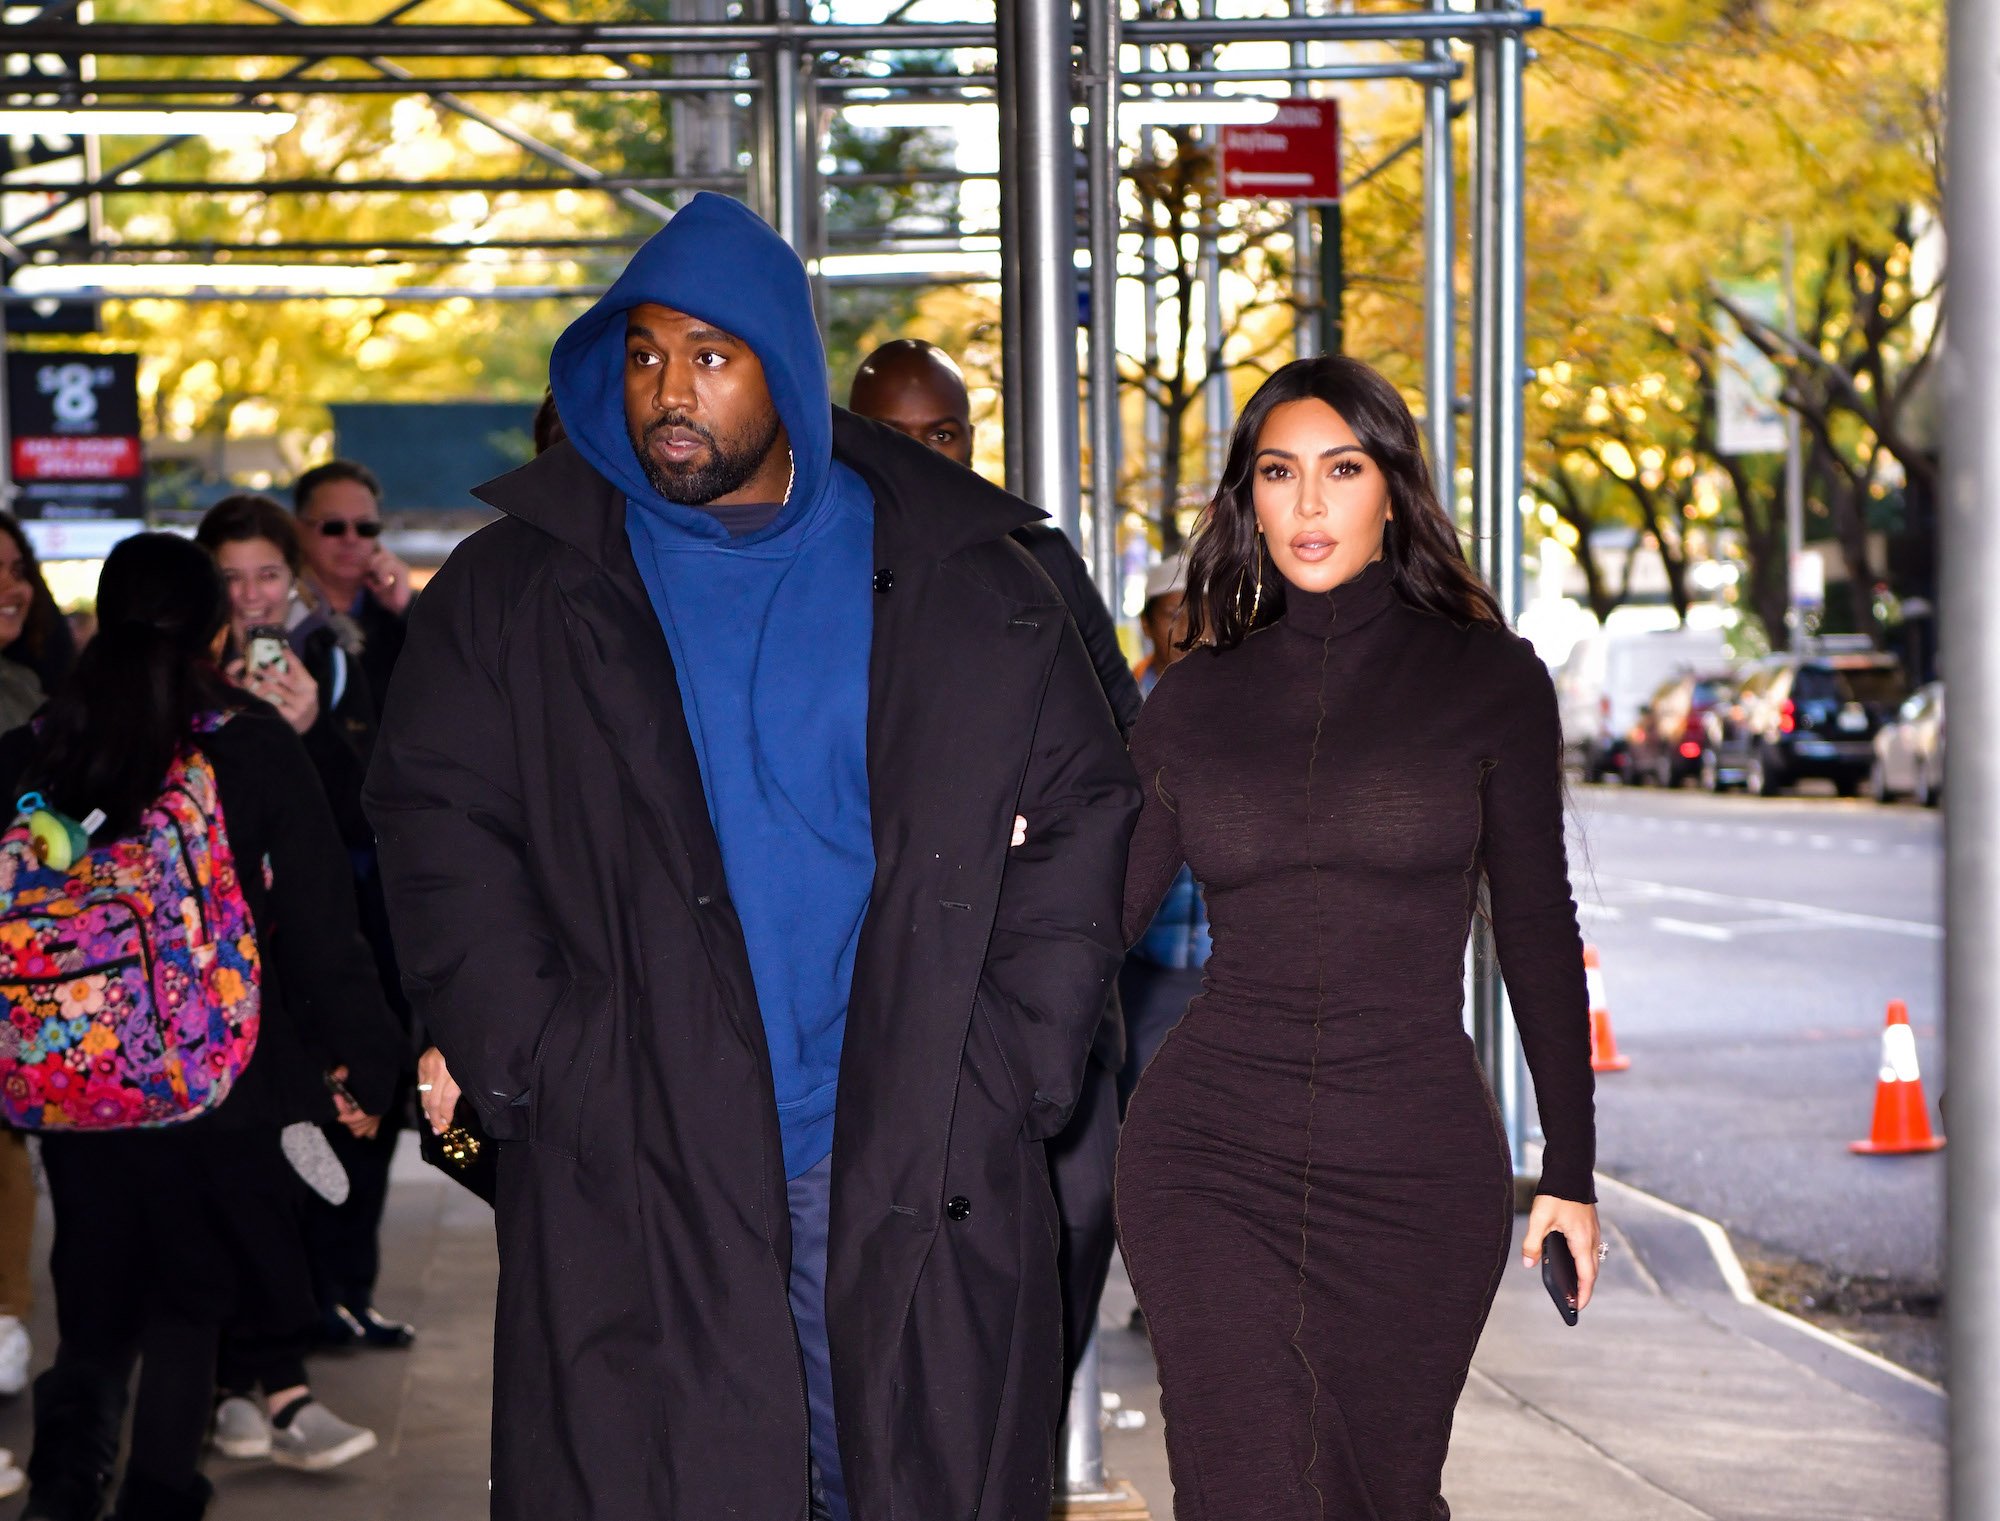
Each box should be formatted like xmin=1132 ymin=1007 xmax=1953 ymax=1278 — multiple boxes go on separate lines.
xmin=1 ymin=4 xmax=1544 ymax=1507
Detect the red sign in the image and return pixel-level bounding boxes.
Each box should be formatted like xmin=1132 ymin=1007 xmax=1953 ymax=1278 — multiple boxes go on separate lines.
xmin=12 ymin=435 xmax=143 ymax=481
xmin=1219 ymin=99 xmax=1340 ymax=203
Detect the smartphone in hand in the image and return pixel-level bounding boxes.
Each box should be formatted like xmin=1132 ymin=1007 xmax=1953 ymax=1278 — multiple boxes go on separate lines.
xmin=245 ymin=623 xmax=290 ymax=679
xmin=1541 ymin=1230 xmax=1581 ymax=1326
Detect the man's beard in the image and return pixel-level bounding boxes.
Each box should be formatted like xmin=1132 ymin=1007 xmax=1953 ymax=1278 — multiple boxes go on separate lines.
xmin=630 ymin=410 xmax=783 ymax=506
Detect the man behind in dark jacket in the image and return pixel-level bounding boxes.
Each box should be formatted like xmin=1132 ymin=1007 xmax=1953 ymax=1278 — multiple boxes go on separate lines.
xmin=851 ymin=337 xmax=1136 ymax=1391
xmin=850 ymin=339 xmax=1143 ymax=734
xmin=366 ymin=193 xmax=1138 ymax=1521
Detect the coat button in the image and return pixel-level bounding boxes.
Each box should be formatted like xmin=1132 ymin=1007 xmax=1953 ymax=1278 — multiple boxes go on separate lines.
xmin=873 ymin=568 xmax=895 ymax=593
xmin=945 ymin=1195 xmax=972 ymax=1222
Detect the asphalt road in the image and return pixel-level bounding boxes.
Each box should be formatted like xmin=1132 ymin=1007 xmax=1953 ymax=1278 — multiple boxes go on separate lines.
xmin=1556 ymin=781 xmax=1944 ymax=1289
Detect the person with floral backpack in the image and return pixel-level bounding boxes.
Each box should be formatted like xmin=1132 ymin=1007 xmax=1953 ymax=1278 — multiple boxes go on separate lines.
xmin=0 ymin=534 xmax=403 ymax=1521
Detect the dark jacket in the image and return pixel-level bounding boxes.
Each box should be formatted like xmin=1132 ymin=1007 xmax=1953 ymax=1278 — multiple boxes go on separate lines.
xmin=0 ymin=710 xmax=403 ymax=1130
xmin=1011 ymin=523 xmax=1144 ymax=737
xmin=364 ymin=411 xmax=1139 ymax=1520
xmin=349 ymin=588 xmax=407 ymax=711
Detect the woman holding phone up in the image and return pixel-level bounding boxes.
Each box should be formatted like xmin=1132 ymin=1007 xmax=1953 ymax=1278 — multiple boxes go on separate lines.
xmin=1116 ymin=357 xmax=1600 ymax=1520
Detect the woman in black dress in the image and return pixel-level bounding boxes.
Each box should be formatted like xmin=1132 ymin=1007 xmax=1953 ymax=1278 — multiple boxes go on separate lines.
xmin=1117 ymin=356 xmax=1601 ymax=1520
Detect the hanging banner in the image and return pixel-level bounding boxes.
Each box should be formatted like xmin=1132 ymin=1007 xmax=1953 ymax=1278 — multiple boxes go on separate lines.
xmin=6 ymin=352 xmax=145 ymax=521
xmin=1714 ymin=281 xmax=1787 ymax=456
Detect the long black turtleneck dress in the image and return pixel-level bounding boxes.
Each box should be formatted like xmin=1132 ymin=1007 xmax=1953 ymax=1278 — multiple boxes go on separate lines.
xmin=1116 ymin=559 xmax=1595 ymax=1521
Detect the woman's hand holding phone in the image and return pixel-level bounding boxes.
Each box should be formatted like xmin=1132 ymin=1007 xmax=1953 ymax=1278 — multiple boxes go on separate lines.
xmin=227 ymin=650 xmax=321 ymax=736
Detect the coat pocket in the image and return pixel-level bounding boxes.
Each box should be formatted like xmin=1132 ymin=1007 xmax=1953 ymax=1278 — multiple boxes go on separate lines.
xmin=528 ymin=975 xmax=607 ymax=1161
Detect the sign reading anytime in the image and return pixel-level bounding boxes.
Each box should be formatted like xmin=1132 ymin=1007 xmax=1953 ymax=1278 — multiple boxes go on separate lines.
xmin=1219 ymin=99 xmax=1341 ymax=203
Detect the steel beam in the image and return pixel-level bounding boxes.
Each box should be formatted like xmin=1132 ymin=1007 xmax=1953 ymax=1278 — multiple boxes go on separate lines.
xmin=1006 ymin=0 xmax=1081 ymax=538
xmin=1083 ymin=0 xmax=1122 ymax=606
xmin=1423 ymin=0 xmax=1457 ymax=496
xmin=1468 ymin=14 xmax=1530 ymax=1178
xmin=996 ymin=0 xmax=1025 ymax=496
xmin=4 ymin=13 xmax=1543 ymax=57
xmin=1946 ymin=3 xmax=2000 ymax=1513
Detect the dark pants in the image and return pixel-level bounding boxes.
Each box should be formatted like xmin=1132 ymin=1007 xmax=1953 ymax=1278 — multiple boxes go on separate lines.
xmin=1045 ymin=1052 xmax=1122 ymax=1383
xmin=31 ymin=1127 xmax=310 ymax=1515
xmin=787 ymin=1155 xmax=848 ymax=1521
xmin=1116 ymin=958 xmax=1206 ymax=1113
xmin=305 ymin=1116 xmax=400 ymax=1315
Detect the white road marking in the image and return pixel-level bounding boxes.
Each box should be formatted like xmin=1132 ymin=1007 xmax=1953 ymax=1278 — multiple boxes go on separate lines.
xmin=1808 ymin=834 xmax=1834 ymax=849
xmin=1595 ymin=874 xmax=1942 ymax=941
xmin=1654 ymin=916 xmax=1735 ymax=942
xmin=1577 ymin=902 xmax=1625 ymax=922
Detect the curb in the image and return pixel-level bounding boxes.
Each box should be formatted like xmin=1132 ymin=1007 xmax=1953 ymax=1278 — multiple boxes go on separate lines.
xmin=1595 ymin=1172 xmax=1946 ymax=1441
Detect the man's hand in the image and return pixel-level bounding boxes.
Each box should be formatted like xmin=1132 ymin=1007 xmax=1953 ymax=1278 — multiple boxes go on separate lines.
xmin=416 ymin=1045 xmax=462 ymax=1135
xmin=367 ymin=546 xmax=415 ymax=615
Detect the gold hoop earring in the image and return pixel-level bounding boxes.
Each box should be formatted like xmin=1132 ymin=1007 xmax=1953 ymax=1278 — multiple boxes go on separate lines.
xmin=1248 ymin=530 xmax=1264 ymax=624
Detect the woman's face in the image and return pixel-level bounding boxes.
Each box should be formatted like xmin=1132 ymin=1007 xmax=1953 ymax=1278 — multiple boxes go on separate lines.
xmin=215 ymin=537 xmax=294 ymax=640
xmin=1249 ymin=397 xmax=1391 ymax=595
xmin=0 ymin=537 xmax=34 ymax=652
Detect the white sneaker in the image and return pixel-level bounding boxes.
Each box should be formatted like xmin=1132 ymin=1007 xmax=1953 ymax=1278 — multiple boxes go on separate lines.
xmin=211 ymin=1394 xmax=272 ymax=1459
xmin=268 ymin=1400 xmax=377 ymax=1472
xmin=0 ymin=1316 xmax=29 ymax=1397
xmin=0 ymin=1446 xmax=23 ymax=1499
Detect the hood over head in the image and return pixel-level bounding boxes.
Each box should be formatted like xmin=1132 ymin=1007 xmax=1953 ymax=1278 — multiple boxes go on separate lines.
xmin=549 ymin=192 xmax=831 ymax=543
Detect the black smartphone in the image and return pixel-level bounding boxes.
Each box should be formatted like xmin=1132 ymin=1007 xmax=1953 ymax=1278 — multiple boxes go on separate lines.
xmin=1541 ymin=1230 xmax=1580 ymax=1326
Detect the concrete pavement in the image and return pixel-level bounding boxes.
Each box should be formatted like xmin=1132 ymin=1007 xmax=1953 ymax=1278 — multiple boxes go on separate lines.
xmin=0 ymin=1136 xmax=1944 ymax=1512
xmin=0 ymin=1134 xmax=1943 ymax=1520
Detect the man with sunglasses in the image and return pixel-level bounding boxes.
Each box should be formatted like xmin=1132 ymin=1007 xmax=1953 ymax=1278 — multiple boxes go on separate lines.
xmin=293 ymin=459 xmax=412 ymax=706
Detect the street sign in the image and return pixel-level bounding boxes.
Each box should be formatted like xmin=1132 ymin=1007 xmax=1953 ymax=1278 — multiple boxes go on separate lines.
xmin=1219 ymin=99 xmax=1340 ymax=203
xmin=5 ymin=352 xmax=145 ymax=521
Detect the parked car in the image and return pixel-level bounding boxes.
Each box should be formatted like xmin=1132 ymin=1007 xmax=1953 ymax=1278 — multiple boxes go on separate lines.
xmin=1555 ymin=625 xmax=1732 ymax=782
xmin=1703 ymin=650 xmax=1909 ymax=797
xmin=1628 ymin=670 xmax=1737 ymax=788
xmin=1871 ymin=680 xmax=1945 ymax=807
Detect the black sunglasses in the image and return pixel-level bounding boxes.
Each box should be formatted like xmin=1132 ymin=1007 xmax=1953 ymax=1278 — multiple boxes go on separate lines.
xmin=313 ymin=519 xmax=382 ymax=540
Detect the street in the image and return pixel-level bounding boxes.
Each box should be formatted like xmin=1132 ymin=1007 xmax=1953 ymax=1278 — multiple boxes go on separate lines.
xmin=1562 ymin=782 xmax=1944 ymax=1371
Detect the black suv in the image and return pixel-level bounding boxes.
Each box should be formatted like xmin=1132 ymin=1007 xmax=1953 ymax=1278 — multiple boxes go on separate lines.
xmin=1703 ymin=650 xmax=1908 ymax=797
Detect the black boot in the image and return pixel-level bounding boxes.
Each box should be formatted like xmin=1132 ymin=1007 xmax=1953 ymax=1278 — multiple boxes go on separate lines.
xmin=22 ymin=1360 xmax=127 ymax=1521
xmin=106 ymin=1470 xmax=212 ymax=1521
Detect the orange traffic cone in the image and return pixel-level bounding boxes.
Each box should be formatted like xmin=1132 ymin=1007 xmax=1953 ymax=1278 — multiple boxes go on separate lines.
xmin=1583 ymin=945 xmax=1630 ymax=1073
xmin=1849 ymin=1001 xmax=1945 ymax=1155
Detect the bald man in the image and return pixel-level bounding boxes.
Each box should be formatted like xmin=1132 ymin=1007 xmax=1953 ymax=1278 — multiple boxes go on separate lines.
xmin=849 ymin=340 xmax=1141 ymax=734
xmin=850 ymin=338 xmax=1138 ymax=1397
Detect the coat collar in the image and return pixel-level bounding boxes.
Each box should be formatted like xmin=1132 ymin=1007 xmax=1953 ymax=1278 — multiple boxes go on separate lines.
xmin=472 ymin=406 xmax=1044 ymax=569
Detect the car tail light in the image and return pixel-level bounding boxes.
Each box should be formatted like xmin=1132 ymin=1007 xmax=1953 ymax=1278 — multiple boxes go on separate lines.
xmin=1780 ymin=699 xmax=1796 ymax=734
xmin=1679 ymin=740 xmax=1702 ymax=759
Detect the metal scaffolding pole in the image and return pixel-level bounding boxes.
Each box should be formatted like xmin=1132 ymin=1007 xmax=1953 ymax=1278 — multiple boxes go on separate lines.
xmin=1084 ymin=0 xmax=1122 ymax=604
xmin=1290 ymin=3 xmax=1317 ymax=364
xmin=765 ymin=0 xmax=806 ymax=249
xmin=1468 ymin=13 xmax=1530 ymax=1178
xmin=1946 ymin=3 xmax=2000 ymax=1512
xmin=996 ymin=0 xmax=1026 ymax=497
xmin=1003 ymin=0 xmax=1081 ymax=538
xmin=4 ymin=13 xmax=1546 ymax=55
xmin=1423 ymin=0 xmax=1457 ymax=499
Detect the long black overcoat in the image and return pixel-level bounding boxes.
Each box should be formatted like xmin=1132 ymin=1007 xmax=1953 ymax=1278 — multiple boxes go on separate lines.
xmin=364 ymin=408 xmax=1140 ymax=1520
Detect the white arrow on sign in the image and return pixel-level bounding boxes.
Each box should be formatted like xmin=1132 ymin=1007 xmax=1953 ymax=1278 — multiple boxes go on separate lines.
xmin=1224 ymin=169 xmax=1319 ymax=188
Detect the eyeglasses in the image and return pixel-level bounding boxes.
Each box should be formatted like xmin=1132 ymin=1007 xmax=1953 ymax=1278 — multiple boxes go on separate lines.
xmin=312 ymin=519 xmax=383 ymax=540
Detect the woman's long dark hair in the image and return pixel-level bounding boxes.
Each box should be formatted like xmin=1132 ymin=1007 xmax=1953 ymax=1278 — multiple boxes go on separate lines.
xmin=1181 ymin=356 xmax=1503 ymax=650
xmin=29 ymin=533 xmax=236 ymax=837
xmin=0 ymin=510 xmax=63 ymax=669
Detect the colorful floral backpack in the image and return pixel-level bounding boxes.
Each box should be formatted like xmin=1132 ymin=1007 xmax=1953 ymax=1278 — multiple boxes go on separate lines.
xmin=0 ymin=717 xmax=262 ymax=1130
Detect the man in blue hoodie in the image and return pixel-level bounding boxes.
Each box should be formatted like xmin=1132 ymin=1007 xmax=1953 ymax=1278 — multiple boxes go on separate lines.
xmin=367 ymin=193 xmax=1138 ymax=1521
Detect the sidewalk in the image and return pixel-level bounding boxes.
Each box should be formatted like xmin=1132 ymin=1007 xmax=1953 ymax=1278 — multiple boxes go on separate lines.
xmin=0 ymin=1138 xmax=1946 ymax=1520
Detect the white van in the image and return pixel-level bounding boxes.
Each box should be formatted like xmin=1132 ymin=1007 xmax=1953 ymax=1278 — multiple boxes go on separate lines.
xmin=1555 ymin=626 xmax=1732 ymax=780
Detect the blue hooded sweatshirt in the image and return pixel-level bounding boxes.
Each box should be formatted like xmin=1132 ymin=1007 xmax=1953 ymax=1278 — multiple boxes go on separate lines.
xmin=549 ymin=193 xmax=875 ymax=1180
